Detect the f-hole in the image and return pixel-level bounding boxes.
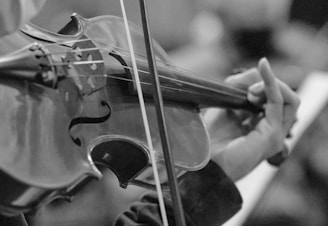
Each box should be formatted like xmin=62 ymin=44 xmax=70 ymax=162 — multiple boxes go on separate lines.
xmin=68 ymin=100 xmax=111 ymax=146
xmin=90 ymin=139 xmax=149 ymax=188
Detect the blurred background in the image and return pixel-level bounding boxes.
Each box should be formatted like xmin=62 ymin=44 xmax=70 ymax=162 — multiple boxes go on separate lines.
xmin=24 ymin=0 xmax=328 ymax=225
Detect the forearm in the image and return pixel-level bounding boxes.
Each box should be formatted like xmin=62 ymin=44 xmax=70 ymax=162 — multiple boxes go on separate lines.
xmin=205 ymin=109 xmax=265 ymax=181
xmin=211 ymin=135 xmax=265 ymax=181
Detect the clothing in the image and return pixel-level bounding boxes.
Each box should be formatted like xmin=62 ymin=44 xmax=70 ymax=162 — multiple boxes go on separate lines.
xmin=115 ymin=161 xmax=242 ymax=226
xmin=0 ymin=161 xmax=242 ymax=226
xmin=0 ymin=214 xmax=28 ymax=226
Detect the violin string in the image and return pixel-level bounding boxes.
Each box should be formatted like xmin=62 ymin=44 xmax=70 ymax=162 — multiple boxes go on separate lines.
xmin=42 ymin=38 xmax=250 ymax=100
xmin=119 ymin=0 xmax=169 ymax=224
xmin=60 ymin=72 xmax=239 ymax=107
xmin=52 ymin=62 xmax=245 ymax=100
xmin=43 ymin=47 xmax=100 ymax=55
xmin=51 ymin=60 xmax=104 ymax=66
xmin=48 ymin=58 xmax=246 ymax=100
xmin=107 ymin=65 xmax=246 ymax=99
xmin=37 ymin=34 xmax=247 ymax=99
xmin=42 ymin=37 xmax=152 ymax=63
xmin=43 ymin=38 xmax=91 ymax=47
xmin=54 ymin=69 xmax=244 ymax=103
xmin=42 ymin=36 xmax=228 ymax=86
xmin=41 ymin=41 xmax=247 ymax=98
xmin=43 ymin=37 xmax=158 ymax=63
xmin=89 ymin=38 xmax=230 ymax=85
xmin=103 ymin=75 xmax=243 ymax=101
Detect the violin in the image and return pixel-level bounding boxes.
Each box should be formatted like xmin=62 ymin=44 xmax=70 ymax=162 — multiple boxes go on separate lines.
xmin=0 ymin=10 xmax=278 ymax=220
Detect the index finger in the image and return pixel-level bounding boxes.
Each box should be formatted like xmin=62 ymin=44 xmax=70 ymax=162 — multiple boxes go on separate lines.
xmin=225 ymin=68 xmax=261 ymax=90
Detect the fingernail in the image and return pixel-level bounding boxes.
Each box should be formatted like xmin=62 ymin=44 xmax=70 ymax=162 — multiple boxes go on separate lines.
xmin=249 ymin=82 xmax=263 ymax=94
xmin=259 ymin=57 xmax=272 ymax=71
xmin=232 ymin=67 xmax=248 ymax=74
xmin=247 ymin=93 xmax=260 ymax=103
xmin=243 ymin=68 xmax=258 ymax=76
xmin=260 ymin=57 xmax=268 ymax=65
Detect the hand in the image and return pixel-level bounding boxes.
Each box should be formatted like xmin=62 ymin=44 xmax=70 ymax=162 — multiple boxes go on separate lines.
xmin=204 ymin=58 xmax=300 ymax=181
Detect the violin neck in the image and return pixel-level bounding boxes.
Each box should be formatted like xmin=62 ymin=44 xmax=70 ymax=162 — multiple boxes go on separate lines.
xmin=129 ymin=61 xmax=257 ymax=111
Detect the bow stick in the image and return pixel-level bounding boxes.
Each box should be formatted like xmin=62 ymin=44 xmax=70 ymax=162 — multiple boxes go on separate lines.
xmin=119 ymin=0 xmax=186 ymax=225
xmin=138 ymin=1 xmax=187 ymax=225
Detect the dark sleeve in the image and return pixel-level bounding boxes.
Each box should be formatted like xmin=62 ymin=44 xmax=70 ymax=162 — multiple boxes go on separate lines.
xmin=114 ymin=161 xmax=242 ymax=226
xmin=0 ymin=214 xmax=28 ymax=226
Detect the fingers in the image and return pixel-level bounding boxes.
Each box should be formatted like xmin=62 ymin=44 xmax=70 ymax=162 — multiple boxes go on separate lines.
xmin=278 ymin=80 xmax=300 ymax=132
xmin=247 ymin=82 xmax=266 ymax=105
xmin=248 ymin=59 xmax=300 ymax=134
xmin=276 ymin=80 xmax=300 ymax=109
xmin=224 ymin=67 xmax=263 ymax=123
xmin=226 ymin=58 xmax=299 ymax=139
xmin=225 ymin=68 xmax=261 ymax=90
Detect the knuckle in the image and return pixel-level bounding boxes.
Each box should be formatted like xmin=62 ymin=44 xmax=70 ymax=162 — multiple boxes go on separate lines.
xmin=275 ymin=92 xmax=284 ymax=104
xmin=294 ymin=95 xmax=301 ymax=108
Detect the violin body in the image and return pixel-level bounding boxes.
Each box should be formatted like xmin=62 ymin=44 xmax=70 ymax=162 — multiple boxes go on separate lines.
xmin=0 ymin=14 xmax=225 ymax=215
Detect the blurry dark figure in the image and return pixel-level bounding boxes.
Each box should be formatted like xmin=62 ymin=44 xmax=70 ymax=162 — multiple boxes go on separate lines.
xmin=231 ymin=0 xmax=328 ymax=60
xmin=232 ymin=28 xmax=276 ymax=60
xmin=289 ymin=0 xmax=328 ymax=29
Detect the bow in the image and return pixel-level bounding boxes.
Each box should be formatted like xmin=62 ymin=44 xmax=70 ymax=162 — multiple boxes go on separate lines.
xmin=119 ymin=0 xmax=186 ymax=225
